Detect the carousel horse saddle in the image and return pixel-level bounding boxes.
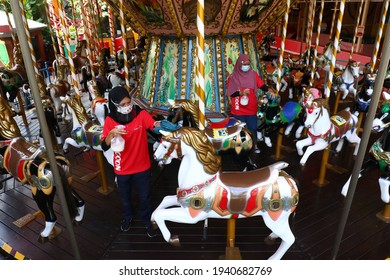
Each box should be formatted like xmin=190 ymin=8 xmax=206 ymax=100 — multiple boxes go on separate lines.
xmin=207 ymin=117 xmax=239 ymax=129
xmin=204 ymin=122 xmax=245 ymax=139
xmin=217 ymin=162 xmax=288 ymax=213
xmin=82 ymin=121 xmax=103 ymax=146
xmin=331 ymin=109 xmax=355 ymax=136
xmin=3 ymin=137 xmax=45 ymax=183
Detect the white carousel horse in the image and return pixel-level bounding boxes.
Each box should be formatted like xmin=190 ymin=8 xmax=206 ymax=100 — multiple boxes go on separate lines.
xmin=60 ymin=94 xmax=113 ymax=166
xmin=284 ymin=87 xmax=322 ymax=139
xmin=316 ymin=40 xmax=341 ymax=73
xmin=341 ymin=102 xmax=390 ymax=203
xmin=47 ymin=56 xmax=71 ymax=120
xmin=107 ymin=70 xmax=125 ymax=89
xmin=333 ymin=60 xmax=361 ymax=100
xmin=86 ymin=79 xmax=109 ymax=126
xmin=296 ymin=98 xmax=361 ymax=166
xmin=268 ymin=61 xmax=291 ymax=93
xmin=152 ymin=127 xmax=299 ymax=260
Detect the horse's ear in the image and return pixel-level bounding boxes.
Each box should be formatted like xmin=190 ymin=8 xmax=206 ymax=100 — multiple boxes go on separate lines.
xmin=168 ymin=99 xmax=175 ymax=107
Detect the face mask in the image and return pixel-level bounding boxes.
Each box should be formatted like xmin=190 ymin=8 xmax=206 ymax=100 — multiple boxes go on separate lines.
xmin=241 ymin=65 xmax=250 ymax=72
xmin=117 ymin=104 xmax=133 ymax=114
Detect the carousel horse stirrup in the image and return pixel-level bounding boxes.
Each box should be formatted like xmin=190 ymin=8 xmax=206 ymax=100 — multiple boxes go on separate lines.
xmin=169 ymin=235 xmax=181 ymax=247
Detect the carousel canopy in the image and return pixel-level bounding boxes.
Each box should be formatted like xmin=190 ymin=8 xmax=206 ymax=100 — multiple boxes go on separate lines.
xmin=0 ymin=10 xmax=47 ymax=38
xmin=105 ymin=0 xmax=296 ymax=37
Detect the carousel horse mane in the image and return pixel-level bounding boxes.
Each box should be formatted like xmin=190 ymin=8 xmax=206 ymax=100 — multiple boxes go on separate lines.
xmin=67 ymin=95 xmax=90 ymax=125
xmin=0 ymin=96 xmax=22 ymax=139
xmin=167 ymin=127 xmax=221 ymax=174
xmin=170 ymin=99 xmax=199 ymax=126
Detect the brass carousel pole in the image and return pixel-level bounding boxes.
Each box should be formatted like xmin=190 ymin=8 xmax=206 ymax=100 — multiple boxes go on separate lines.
xmin=9 ymin=0 xmax=81 ymax=260
xmin=331 ymin=19 xmax=390 ymax=260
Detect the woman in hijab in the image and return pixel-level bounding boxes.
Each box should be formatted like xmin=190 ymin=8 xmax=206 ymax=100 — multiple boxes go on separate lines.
xmin=101 ymin=86 xmax=160 ymax=237
xmin=226 ymin=53 xmax=270 ymax=154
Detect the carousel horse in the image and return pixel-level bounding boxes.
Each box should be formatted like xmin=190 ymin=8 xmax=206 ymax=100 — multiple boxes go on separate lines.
xmin=86 ymin=79 xmax=109 ymax=126
xmin=332 ymin=60 xmax=361 ymax=100
xmin=316 ymin=40 xmax=341 ymax=73
xmin=61 ymin=94 xmax=113 ymax=166
xmin=257 ymin=92 xmax=302 ymax=147
xmin=341 ymin=102 xmax=390 ymax=203
xmin=0 ymin=95 xmax=84 ymax=239
xmin=47 ymin=55 xmax=71 ymax=118
xmin=259 ymin=34 xmax=277 ymax=61
xmin=296 ymin=98 xmax=361 ymax=166
xmin=353 ymin=72 xmax=376 ymax=114
xmin=152 ymin=127 xmax=299 ymax=260
xmin=0 ymin=44 xmax=27 ymax=111
xmin=167 ymin=99 xmax=253 ymax=155
xmin=72 ymin=40 xmax=89 ymax=74
xmin=107 ymin=70 xmax=125 ymax=89
xmin=268 ymin=61 xmax=291 ymax=93
xmin=284 ymin=87 xmax=322 ymax=139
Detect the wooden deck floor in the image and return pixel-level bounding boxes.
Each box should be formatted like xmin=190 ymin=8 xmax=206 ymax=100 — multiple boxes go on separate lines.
xmin=0 ymin=95 xmax=389 ymax=260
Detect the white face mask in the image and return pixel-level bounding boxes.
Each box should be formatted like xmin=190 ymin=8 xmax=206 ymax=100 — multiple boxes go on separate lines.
xmin=241 ymin=65 xmax=250 ymax=72
xmin=117 ymin=104 xmax=133 ymax=114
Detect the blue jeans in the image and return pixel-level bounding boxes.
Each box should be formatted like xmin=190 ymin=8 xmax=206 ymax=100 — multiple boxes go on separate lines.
xmin=233 ymin=114 xmax=258 ymax=144
xmin=116 ymin=169 xmax=152 ymax=227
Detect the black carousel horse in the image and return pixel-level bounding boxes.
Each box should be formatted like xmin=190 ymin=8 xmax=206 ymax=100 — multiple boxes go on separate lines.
xmin=354 ymin=72 xmax=376 ymax=114
xmin=0 ymin=95 xmax=85 ymax=240
xmin=259 ymin=34 xmax=277 ymax=61
xmin=257 ymin=92 xmax=302 ymax=147
xmin=341 ymin=102 xmax=390 ymax=204
xmin=167 ymin=99 xmax=257 ymax=170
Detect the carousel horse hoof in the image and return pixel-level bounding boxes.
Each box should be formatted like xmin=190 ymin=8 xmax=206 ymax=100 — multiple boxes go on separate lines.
xmin=72 ymin=219 xmax=83 ymax=226
xmin=38 ymin=235 xmax=49 ymax=244
xmin=264 ymin=235 xmax=279 ymax=246
xmin=63 ymin=149 xmax=69 ymax=154
xmin=169 ymin=235 xmax=181 ymax=247
xmin=151 ymin=221 xmax=159 ymax=230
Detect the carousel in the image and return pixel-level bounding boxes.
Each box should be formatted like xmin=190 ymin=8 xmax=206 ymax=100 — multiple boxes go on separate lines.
xmin=0 ymin=0 xmax=389 ymax=261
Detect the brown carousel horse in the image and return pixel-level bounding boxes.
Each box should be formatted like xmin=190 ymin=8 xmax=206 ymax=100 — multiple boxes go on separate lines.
xmin=0 ymin=95 xmax=85 ymax=240
xmin=0 ymin=44 xmax=27 ymax=111
xmin=47 ymin=55 xmax=71 ymax=118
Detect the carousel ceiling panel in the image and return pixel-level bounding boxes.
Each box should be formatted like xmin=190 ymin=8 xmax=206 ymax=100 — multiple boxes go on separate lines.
xmin=106 ymin=0 xmax=296 ymax=37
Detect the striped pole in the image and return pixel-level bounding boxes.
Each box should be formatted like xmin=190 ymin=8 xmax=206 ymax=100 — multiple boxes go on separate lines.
xmin=49 ymin=1 xmax=64 ymax=56
xmin=70 ymin=0 xmax=79 ymax=41
xmin=371 ymin=0 xmax=390 ymax=73
xmin=2 ymin=0 xmax=16 ymax=45
xmin=197 ymin=0 xmax=205 ymax=130
xmin=329 ymin=0 xmax=339 ymax=41
xmin=349 ymin=0 xmax=365 ymax=60
xmin=80 ymin=0 xmax=95 ymax=81
xmin=310 ymin=0 xmax=325 ymax=85
xmin=18 ymin=0 xmax=39 ymax=75
xmin=119 ymin=0 xmax=130 ymax=91
xmin=276 ymin=0 xmax=291 ymax=95
xmin=108 ymin=5 xmax=117 ymax=58
xmin=324 ymin=0 xmax=346 ymax=98
xmin=83 ymin=0 xmax=97 ymax=60
xmin=44 ymin=0 xmax=58 ymax=59
xmin=305 ymin=0 xmax=316 ymax=66
xmin=58 ymin=0 xmax=80 ymax=95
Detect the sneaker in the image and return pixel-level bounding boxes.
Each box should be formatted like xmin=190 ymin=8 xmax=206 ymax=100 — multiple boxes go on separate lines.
xmin=254 ymin=146 xmax=260 ymax=154
xmin=120 ymin=218 xmax=132 ymax=232
xmin=146 ymin=225 xmax=157 ymax=238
